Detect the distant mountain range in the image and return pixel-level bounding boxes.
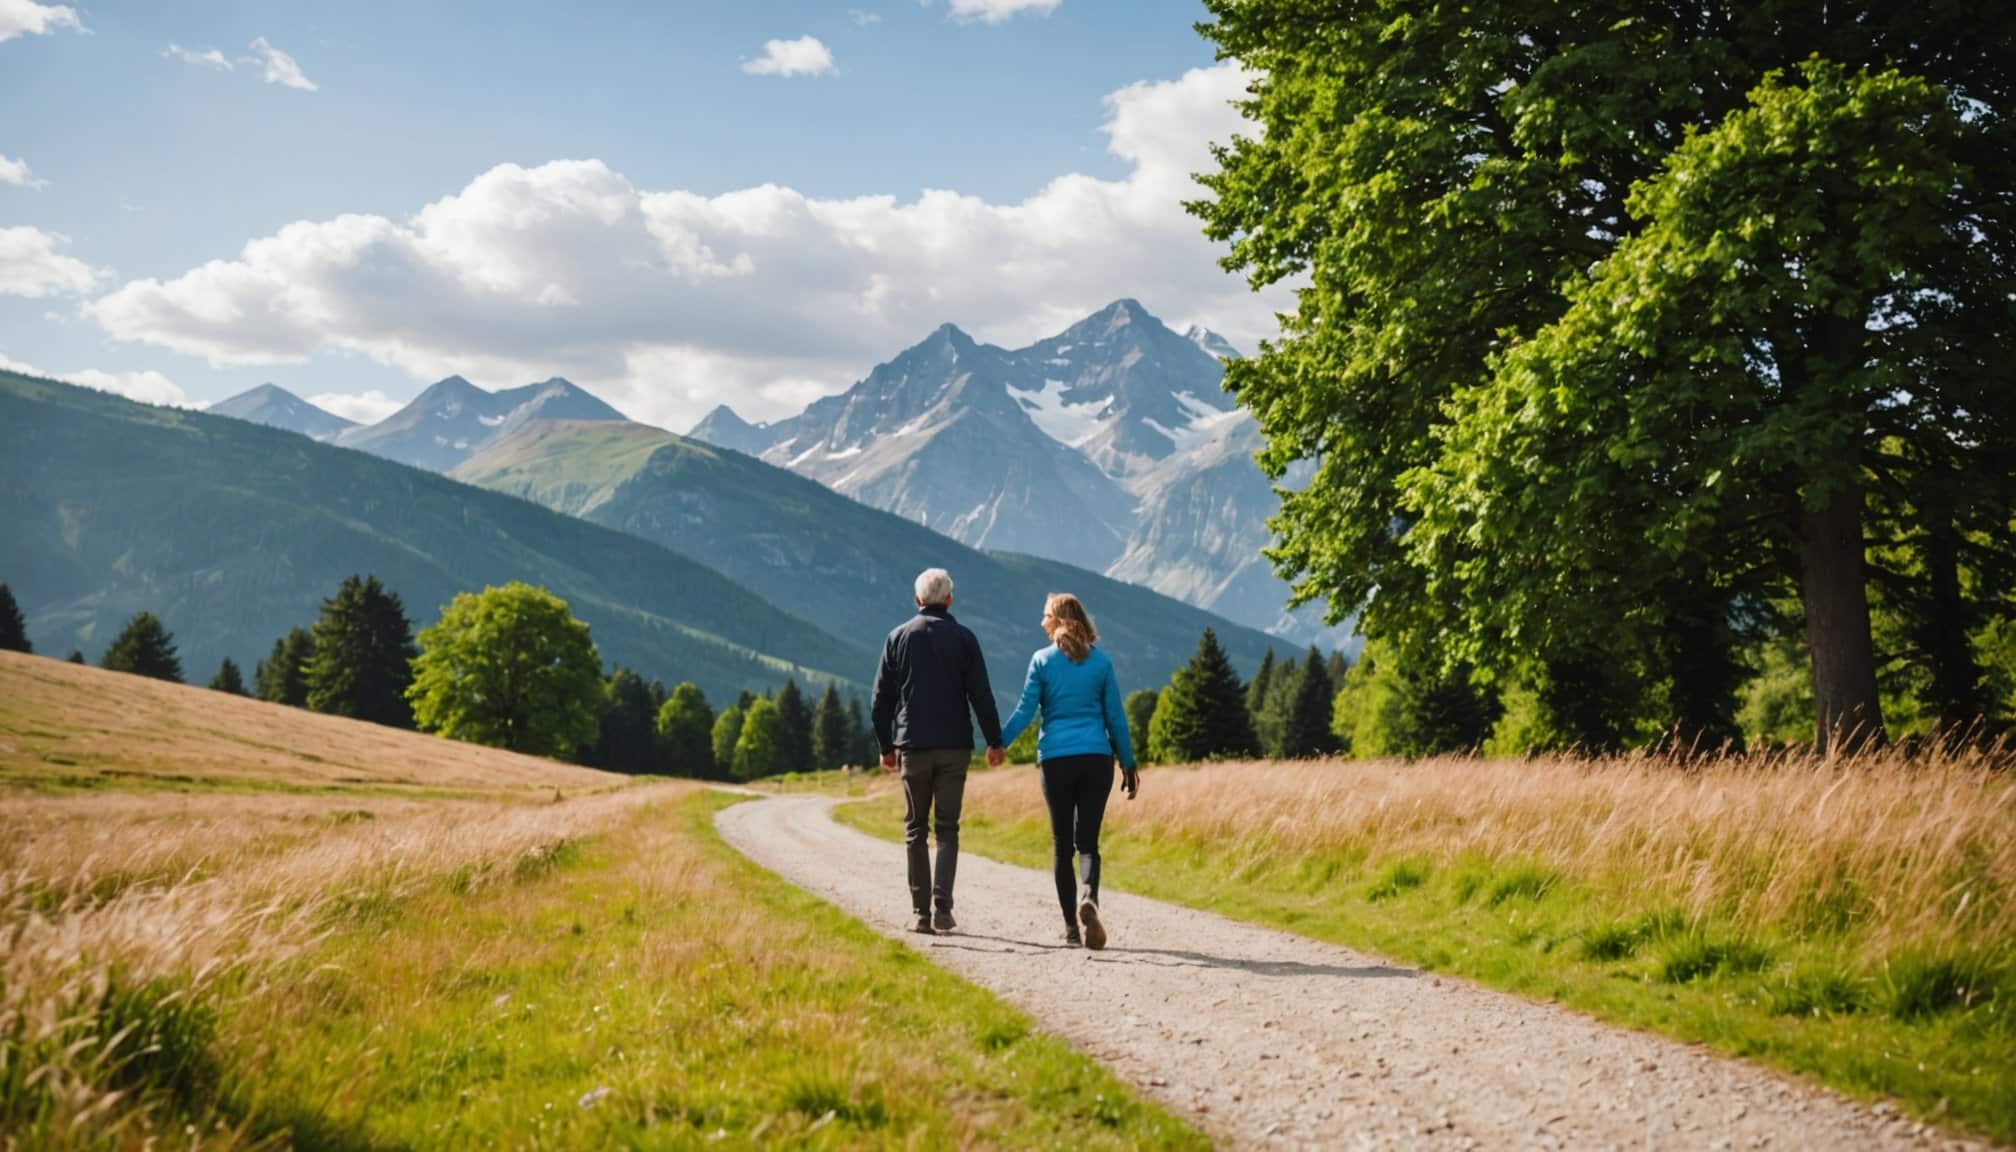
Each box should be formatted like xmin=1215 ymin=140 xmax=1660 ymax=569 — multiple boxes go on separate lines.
xmin=207 ymin=298 xmax=1352 ymax=648
xmin=450 ymin=418 xmax=1280 ymax=708
xmin=207 ymin=383 xmax=357 ymax=441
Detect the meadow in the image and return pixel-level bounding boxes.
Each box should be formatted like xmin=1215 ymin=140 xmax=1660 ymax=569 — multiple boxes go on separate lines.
xmin=840 ymin=746 xmax=2016 ymax=1142
xmin=0 ymin=652 xmax=1201 ymax=1150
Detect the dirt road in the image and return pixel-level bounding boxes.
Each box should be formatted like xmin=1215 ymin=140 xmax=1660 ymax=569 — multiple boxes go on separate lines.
xmin=716 ymin=795 xmax=1983 ymax=1151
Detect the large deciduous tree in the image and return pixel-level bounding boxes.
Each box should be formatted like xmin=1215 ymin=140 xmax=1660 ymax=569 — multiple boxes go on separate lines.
xmin=407 ymin=583 xmax=604 ymax=758
xmin=1193 ymin=1 xmax=2015 ymax=751
xmin=656 ymin=682 xmax=716 ymax=779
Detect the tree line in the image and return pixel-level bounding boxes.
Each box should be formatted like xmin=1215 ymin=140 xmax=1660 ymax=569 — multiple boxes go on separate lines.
xmin=1123 ymin=628 xmax=1349 ymax=764
xmin=1189 ymin=1 xmax=2016 ymax=754
xmin=0 ymin=577 xmax=875 ymax=779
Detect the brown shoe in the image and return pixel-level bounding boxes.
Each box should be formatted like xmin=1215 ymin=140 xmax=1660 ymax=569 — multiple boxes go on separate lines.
xmin=1078 ymin=888 xmax=1106 ymax=951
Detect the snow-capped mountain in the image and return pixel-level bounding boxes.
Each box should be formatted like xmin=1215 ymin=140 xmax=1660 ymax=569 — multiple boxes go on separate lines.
xmin=333 ymin=375 xmax=628 ymax=472
xmin=207 ymin=383 xmax=357 ymax=442
xmin=689 ymin=300 xmax=1349 ymax=645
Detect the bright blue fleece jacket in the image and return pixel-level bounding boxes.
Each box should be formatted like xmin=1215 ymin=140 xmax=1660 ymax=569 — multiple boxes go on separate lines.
xmin=999 ymin=644 xmax=1136 ymax=769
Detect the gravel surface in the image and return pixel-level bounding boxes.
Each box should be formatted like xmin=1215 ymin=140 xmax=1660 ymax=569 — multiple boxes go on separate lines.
xmin=716 ymin=795 xmax=1991 ymax=1151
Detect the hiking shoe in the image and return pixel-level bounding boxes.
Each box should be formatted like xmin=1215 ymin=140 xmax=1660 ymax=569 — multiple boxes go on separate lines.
xmin=1062 ymin=927 xmax=1082 ymax=948
xmin=910 ymin=915 xmax=935 ymax=935
xmin=1078 ymin=888 xmax=1107 ymax=951
xmin=932 ymin=910 xmax=957 ymax=933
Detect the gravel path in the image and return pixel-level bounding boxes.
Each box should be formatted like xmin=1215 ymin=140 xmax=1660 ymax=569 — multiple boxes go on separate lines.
xmin=716 ymin=795 xmax=1988 ymax=1151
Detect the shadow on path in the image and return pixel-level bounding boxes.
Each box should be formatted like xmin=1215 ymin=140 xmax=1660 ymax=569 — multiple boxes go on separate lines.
xmin=931 ymin=931 xmax=1416 ymax=979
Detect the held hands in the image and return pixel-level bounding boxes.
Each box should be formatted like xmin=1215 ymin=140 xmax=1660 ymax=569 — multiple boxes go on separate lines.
xmin=985 ymin=745 xmax=1005 ymax=767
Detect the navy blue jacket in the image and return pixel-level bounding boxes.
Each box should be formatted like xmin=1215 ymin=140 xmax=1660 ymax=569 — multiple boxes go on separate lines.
xmin=872 ymin=605 xmax=1004 ymax=753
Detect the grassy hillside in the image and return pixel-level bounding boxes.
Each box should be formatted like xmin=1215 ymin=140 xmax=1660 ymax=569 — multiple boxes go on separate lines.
xmin=840 ymin=752 xmax=2016 ymax=1144
xmin=0 ymin=371 xmax=869 ymax=705
xmin=0 ymin=652 xmax=1203 ymax=1149
xmin=454 ymin=419 xmax=1284 ymax=708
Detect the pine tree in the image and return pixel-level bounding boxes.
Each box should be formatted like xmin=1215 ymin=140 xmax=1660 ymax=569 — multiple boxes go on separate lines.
xmin=1149 ymin=629 xmax=1258 ymax=763
xmin=1256 ymin=655 xmax=1297 ymax=757
xmin=733 ymin=697 xmax=783 ymax=780
xmin=255 ymin=628 xmax=316 ymax=706
xmin=0 ymin=584 xmax=30 ymax=653
xmin=208 ymin=657 xmax=247 ymax=695
xmin=1281 ymin=645 xmax=1340 ymax=758
xmin=101 ymin=612 xmax=182 ymax=682
xmin=655 ymin=683 xmax=715 ymax=779
xmin=1326 ymin=650 xmax=1350 ymax=691
xmin=847 ymin=693 xmax=876 ymax=768
xmin=712 ymin=703 xmax=747 ymax=775
xmin=593 ymin=667 xmax=659 ymax=774
xmin=773 ymin=678 xmax=813 ymax=775
xmin=305 ymin=575 xmax=418 ymax=727
xmin=66 ymin=650 xmax=84 ymax=664
xmin=1124 ymin=689 xmax=1159 ymax=765
xmin=812 ymin=684 xmax=850 ymax=772
xmin=1245 ymin=648 xmax=1276 ymax=733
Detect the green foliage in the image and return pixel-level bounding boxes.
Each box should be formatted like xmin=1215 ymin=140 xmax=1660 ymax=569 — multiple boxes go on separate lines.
xmin=101 ymin=612 xmax=182 ymax=683
xmin=1004 ymin=724 xmax=1039 ymax=765
xmin=65 ymin=650 xmax=83 ymax=664
xmin=0 ymin=583 xmax=28 ymax=653
xmin=772 ymin=678 xmax=813 ymax=776
xmin=712 ymin=703 xmax=747 ymax=775
xmin=1244 ymin=648 xmax=1275 ymax=738
xmin=1280 ymin=645 xmax=1339 ymax=759
xmin=407 ymin=583 xmax=604 ymax=758
xmin=847 ymin=693 xmax=877 ymax=769
xmin=1191 ymin=2 xmax=2016 ymax=751
xmin=1147 ymin=629 xmax=1257 ymax=763
xmin=1742 ymin=635 xmax=1819 ymax=746
xmin=810 ymin=683 xmax=851 ymax=773
xmin=254 ymin=627 xmax=315 ymax=707
xmin=207 ymin=657 xmax=246 ymax=696
xmin=305 ymin=574 xmax=417 ymax=728
xmin=592 ymin=667 xmax=659 ymax=774
xmin=1123 ymin=689 xmax=1158 ymax=765
xmin=655 ymin=682 xmax=716 ymax=779
xmin=733 ymin=697 xmax=783 ymax=781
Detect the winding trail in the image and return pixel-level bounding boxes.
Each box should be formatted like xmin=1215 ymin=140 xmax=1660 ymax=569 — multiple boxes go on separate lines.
xmin=716 ymin=795 xmax=1985 ymax=1151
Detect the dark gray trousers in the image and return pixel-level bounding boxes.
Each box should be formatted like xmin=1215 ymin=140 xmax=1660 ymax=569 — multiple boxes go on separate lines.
xmin=899 ymin=748 xmax=970 ymax=916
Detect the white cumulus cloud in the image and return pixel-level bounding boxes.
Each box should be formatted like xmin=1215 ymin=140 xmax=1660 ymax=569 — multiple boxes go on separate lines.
xmin=0 ymin=226 xmax=100 ymax=296
xmin=742 ymin=35 xmax=835 ymax=77
xmin=85 ymin=63 xmax=1282 ymax=431
xmin=0 ymin=153 xmax=47 ymax=188
xmin=248 ymin=37 xmax=317 ymax=91
xmin=0 ymin=0 xmax=82 ymax=42
xmin=948 ymin=0 xmax=1060 ymax=23
xmin=306 ymin=389 xmax=403 ymax=424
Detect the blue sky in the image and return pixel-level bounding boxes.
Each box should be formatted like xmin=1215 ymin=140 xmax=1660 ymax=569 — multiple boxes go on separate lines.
xmin=2 ymin=0 xmax=1288 ymax=428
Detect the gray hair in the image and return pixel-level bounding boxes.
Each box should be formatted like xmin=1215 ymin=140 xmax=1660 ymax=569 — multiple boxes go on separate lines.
xmin=914 ymin=567 xmax=954 ymax=605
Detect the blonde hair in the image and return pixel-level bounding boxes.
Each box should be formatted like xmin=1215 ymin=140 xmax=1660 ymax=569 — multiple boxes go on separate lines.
xmin=1044 ymin=593 xmax=1097 ymax=663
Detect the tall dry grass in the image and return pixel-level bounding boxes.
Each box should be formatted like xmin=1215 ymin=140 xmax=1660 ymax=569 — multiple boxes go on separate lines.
xmin=958 ymin=745 xmax=2015 ymax=961
xmin=1 ymin=782 xmax=679 ymax=1146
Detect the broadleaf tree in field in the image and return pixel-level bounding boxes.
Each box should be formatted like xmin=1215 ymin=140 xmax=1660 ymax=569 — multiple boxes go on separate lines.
xmin=1192 ymin=0 xmax=2016 ymax=752
xmin=101 ymin=612 xmax=182 ymax=683
xmin=255 ymin=627 xmax=315 ymax=707
xmin=0 ymin=583 xmax=30 ymax=653
xmin=1124 ymin=688 xmax=1159 ymax=766
xmin=733 ymin=696 xmax=783 ymax=781
xmin=711 ymin=702 xmax=747 ymax=775
xmin=306 ymin=575 xmax=418 ymax=728
xmin=208 ymin=657 xmax=247 ymax=695
xmin=407 ymin=582 xmax=605 ymax=759
xmin=656 ymin=682 xmax=716 ymax=779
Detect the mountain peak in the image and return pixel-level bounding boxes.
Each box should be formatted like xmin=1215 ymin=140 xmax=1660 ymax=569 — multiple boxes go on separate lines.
xmin=206 ymin=382 xmax=356 ymax=439
xmin=1182 ymin=324 xmax=1244 ymax=361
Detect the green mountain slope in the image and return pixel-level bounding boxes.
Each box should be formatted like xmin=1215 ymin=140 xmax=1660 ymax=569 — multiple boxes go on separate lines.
xmin=452 ymin=420 xmax=1282 ymax=707
xmin=0 ymin=372 xmax=869 ymax=704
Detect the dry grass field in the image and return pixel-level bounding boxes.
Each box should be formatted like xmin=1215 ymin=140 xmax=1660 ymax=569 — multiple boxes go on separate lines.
xmin=841 ymin=746 xmax=2016 ymax=1141
xmin=0 ymin=652 xmax=1201 ymax=1150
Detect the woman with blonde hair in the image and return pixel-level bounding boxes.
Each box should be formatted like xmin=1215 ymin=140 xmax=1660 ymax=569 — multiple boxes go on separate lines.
xmin=999 ymin=593 xmax=1138 ymax=949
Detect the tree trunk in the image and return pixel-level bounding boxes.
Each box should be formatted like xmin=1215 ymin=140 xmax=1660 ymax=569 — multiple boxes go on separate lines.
xmin=1799 ymin=475 xmax=1885 ymax=753
xmin=1919 ymin=513 xmax=1987 ymax=733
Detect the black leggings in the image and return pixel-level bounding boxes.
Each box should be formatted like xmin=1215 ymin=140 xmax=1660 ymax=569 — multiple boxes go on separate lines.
xmin=1039 ymin=754 xmax=1114 ymax=926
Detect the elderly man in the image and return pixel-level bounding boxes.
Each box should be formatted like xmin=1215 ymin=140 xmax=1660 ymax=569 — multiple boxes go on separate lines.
xmin=873 ymin=567 xmax=1005 ymax=934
